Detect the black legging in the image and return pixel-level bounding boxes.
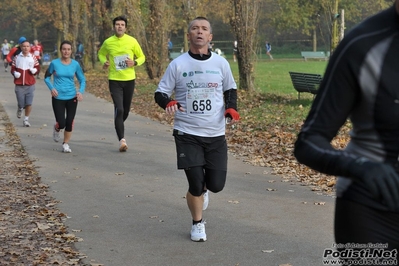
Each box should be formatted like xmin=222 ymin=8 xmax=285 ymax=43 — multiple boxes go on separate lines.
xmin=109 ymin=80 xmax=135 ymax=141
xmin=335 ymin=197 xmax=399 ymax=265
xmin=184 ymin=166 xmax=227 ymax=196
xmin=52 ymin=97 xmax=78 ymax=132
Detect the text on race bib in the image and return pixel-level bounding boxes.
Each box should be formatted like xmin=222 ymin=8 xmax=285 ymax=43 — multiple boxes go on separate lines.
xmin=186 ymin=88 xmax=216 ymax=115
xmin=114 ymin=54 xmax=129 ymax=71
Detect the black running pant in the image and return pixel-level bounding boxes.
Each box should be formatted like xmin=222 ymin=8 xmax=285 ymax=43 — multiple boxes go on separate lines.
xmin=109 ymin=80 xmax=135 ymax=141
xmin=52 ymin=97 xmax=78 ymax=132
xmin=335 ymin=198 xmax=399 ymax=265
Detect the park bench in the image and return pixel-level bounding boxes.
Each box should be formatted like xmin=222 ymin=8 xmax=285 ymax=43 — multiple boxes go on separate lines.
xmin=169 ymin=52 xmax=181 ymax=60
xmin=289 ymin=71 xmax=323 ymax=99
xmin=301 ymin=51 xmax=328 ymax=61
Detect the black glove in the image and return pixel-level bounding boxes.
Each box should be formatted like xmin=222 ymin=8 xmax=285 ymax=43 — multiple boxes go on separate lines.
xmin=348 ymin=158 xmax=399 ymax=211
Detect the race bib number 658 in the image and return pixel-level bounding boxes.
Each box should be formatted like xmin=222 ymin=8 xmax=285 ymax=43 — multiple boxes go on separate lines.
xmin=186 ymin=88 xmax=215 ymax=115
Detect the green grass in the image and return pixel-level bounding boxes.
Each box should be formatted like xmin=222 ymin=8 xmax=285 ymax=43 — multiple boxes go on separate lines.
xmin=132 ymin=58 xmax=329 ymax=130
xmin=229 ymin=59 xmax=327 ymax=95
xmin=224 ymin=59 xmax=328 ymax=128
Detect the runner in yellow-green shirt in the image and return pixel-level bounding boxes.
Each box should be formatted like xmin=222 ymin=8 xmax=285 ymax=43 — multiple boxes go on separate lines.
xmin=98 ymin=15 xmax=146 ymax=152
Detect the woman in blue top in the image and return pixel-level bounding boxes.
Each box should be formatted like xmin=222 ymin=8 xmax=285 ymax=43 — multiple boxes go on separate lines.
xmin=44 ymin=40 xmax=86 ymax=153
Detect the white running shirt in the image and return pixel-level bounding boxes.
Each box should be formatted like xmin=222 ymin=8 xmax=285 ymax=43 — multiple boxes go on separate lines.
xmin=156 ymin=52 xmax=237 ymax=137
xmin=1 ymin=43 xmax=10 ymax=55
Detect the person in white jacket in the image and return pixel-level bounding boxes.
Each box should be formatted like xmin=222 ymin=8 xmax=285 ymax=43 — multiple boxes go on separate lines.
xmin=11 ymin=39 xmax=40 ymax=127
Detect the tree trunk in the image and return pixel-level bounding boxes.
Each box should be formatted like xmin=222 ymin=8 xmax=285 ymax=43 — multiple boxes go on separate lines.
xmin=229 ymin=0 xmax=260 ymax=91
xmin=339 ymin=9 xmax=344 ymax=42
xmin=312 ymin=28 xmax=317 ymax=51
xmin=143 ymin=0 xmax=167 ymax=79
xmin=60 ymin=0 xmax=70 ymax=39
xmin=331 ymin=0 xmax=339 ymax=53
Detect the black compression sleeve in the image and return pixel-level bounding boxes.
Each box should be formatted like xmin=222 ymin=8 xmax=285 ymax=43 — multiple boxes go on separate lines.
xmin=223 ymin=89 xmax=237 ymax=110
xmin=154 ymin=91 xmax=172 ymax=110
xmin=44 ymin=68 xmax=52 ymax=79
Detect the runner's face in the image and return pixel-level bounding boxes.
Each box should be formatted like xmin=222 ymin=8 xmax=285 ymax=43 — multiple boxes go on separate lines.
xmin=114 ymin=20 xmax=126 ymax=37
xmin=21 ymin=42 xmax=31 ymax=55
xmin=61 ymin=44 xmax=72 ymax=59
xmin=187 ymin=20 xmax=213 ymax=50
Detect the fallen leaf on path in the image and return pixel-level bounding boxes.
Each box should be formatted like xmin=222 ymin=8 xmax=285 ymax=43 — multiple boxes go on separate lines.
xmin=262 ymin=249 xmax=274 ymax=253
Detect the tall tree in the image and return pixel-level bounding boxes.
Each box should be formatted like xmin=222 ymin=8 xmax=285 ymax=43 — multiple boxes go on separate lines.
xmin=143 ymin=0 xmax=167 ymax=79
xmin=230 ymin=0 xmax=262 ymax=91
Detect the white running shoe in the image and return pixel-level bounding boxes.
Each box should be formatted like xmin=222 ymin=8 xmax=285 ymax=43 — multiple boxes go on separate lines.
xmin=119 ymin=138 xmax=128 ymax=152
xmin=191 ymin=221 xmax=207 ymax=242
xmin=62 ymin=143 xmax=72 ymax=153
xmin=16 ymin=108 xmax=22 ymax=119
xmin=23 ymin=120 xmax=31 ymax=127
xmin=203 ymin=191 xmax=209 ymax=210
xmin=53 ymin=125 xmax=60 ymax=142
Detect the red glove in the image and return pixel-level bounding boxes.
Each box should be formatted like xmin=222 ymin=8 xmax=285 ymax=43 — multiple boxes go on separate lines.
xmin=224 ymin=108 xmax=240 ymax=121
xmin=166 ymin=100 xmax=181 ymax=109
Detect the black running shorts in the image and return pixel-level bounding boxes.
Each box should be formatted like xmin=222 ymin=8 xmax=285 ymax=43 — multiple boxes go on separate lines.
xmin=173 ymin=129 xmax=227 ymax=171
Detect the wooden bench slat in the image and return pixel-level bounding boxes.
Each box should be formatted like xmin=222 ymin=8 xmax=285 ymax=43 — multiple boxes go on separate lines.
xmin=289 ymin=71 xmax=322 ymax=99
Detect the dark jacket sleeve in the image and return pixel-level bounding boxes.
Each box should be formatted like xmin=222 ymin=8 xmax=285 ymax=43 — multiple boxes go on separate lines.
xmin=294 ymin=32 xmax=361 ymax=177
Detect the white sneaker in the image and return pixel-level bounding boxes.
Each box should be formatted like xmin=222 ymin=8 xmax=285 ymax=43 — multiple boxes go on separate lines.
xmin=119 ymin=138 xmax=128 ymax=152
xmin=191 ymin=221 xmax=207 ymax=242
xmin=203 ymin=191 xmax=209 ymax=210
xmin=23 ymin=120 xmax=30 ymax=127
xmin=16 ymin=108 xmax=22 ymax=119
xmin=62 ymin=143 xmax=72 ymax=153
xmin=53 ymin=125 xmax=60 ymax=142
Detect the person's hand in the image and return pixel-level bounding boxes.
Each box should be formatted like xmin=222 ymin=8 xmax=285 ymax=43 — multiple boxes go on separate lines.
xmin=30 ymin=68 xmax=37 ymax=75
xmin=125 ymin=57 xmax=135 ymax=67
xmin=103 ymin=61 xmax=110 ymax=70
xmin=349 ymin=159 xmax=399 ymax=211
xmin=13 ymin=71 xmax=21 ymax=78
xmin=51 ymin=88 xmax=58 ymax=98
xmin=224 ymin=108 xmax=240 ymax=122
xmin=76 ymin=92 xmax=83 ymax=101
xmin=165 ymin=100 xmax=184 ymax=115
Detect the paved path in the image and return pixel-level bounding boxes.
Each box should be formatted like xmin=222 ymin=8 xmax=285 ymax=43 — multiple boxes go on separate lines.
xmin=0 ymin=70 xmax=335 ymax=266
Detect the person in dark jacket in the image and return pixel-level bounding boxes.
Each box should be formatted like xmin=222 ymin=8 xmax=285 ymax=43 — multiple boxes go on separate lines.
xmin=294 ymin=2 xmax=399 ymax=265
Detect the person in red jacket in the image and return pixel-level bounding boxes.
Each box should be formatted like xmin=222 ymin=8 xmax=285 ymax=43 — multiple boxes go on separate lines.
xmin=30 ymin=39 xmax=43 ymax=78
xmin=11 ymin=38 xmax=40 ymax=127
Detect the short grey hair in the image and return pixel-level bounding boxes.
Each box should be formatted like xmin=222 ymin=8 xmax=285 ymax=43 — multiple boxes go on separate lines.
xmin=187 ymin=17 xmax=212 ymax=33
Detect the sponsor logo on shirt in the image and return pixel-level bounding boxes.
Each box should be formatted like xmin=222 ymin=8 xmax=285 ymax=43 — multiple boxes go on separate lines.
xmin=186 ymin=80 xmax=219 ymax=89
xmin=182 ymin=70 xmax=205 ymax=77
xmin=206 ymin=70 xmax=220 ymax=74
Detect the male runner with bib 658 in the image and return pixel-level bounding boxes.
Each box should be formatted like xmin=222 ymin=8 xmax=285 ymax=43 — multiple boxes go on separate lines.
xmin=155 ymin=16 xmax=239 ymax=242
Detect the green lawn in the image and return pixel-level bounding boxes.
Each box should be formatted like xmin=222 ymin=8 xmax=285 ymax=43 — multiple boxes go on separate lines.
xmin=229 ymin=59 xmax=328 ymax=95
xmin=224 ymin=59 xmax=328 ymax=128
xmin=131 ymin=58 xmax=329 ymax=130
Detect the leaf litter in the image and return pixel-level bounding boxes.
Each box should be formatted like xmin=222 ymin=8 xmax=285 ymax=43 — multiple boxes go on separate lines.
xmin=0 ymin=72 xmax=350 ymax=265
xmin=0 ymin=107 xmax=88 ymax=265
